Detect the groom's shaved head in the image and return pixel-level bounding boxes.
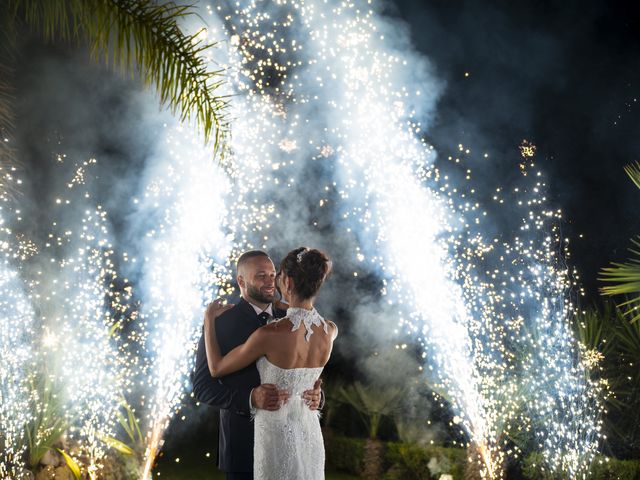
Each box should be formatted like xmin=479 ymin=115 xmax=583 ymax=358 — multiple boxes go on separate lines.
xmin=237 ymin=250 xmax=270 ymax=276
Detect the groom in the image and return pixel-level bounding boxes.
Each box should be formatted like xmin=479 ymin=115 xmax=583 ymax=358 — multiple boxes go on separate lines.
xmin=192 ymin=250 xmax=323 ymax=480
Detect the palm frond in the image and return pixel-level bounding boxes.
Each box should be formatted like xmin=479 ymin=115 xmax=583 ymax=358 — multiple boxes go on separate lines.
xmin=624 ymin=161 xmax=640 ymax=191
xmin=0 ymin=14 xmax=19 ymax=192
xmin=600 ymin=237 xmax=640 ymax=323
xmin=0 ymin=2 xmax=18 ymax=58
xmin=23 ymin=373 xmax=69 ymax=467
xmin=613 ymin=313 xmax=640 ymax=359
xmin=111 ymin=397 xmax=145 ymax=455
xmin=572 ymin=305 xmax=615 ymax=356
xmin=336 ymin=382 xmax=404 ymax=438
xmin=8 ymin=0 xmax=228 ymax=152
xmin=0 ymin=64 xmax=13 ymax=130
xmin=57 ymin=449 xmax=82 ymax=480
xmin=97 ymin=434 xmax=135 ymax=456
xmin=0 ymin=69 xmax=18 ymax=200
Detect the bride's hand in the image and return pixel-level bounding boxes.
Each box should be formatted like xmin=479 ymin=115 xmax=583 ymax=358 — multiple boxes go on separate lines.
xmin=204 ymin=299 xmax=234 ymax=325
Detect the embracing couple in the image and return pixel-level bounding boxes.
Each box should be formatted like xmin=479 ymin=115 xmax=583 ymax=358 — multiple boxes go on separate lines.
xmin=192 ymin=247 xmax=338 ymax=479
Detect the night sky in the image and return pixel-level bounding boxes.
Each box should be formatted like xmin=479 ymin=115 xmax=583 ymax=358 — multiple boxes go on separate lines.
xmin=389 ymin=0 xmax=640 ymax=299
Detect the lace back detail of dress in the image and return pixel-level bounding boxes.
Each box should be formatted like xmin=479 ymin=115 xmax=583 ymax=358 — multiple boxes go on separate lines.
xmin=286 ymin=307 xmax=328 ymax=342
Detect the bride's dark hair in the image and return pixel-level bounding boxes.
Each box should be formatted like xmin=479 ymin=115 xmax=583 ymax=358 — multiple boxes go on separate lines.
xmin=279 ymin=247 xmax=331 ymax=300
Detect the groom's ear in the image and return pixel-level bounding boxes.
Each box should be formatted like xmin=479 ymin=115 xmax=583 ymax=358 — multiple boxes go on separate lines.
xmin=237 ymin=274 xmax=246 ymax=289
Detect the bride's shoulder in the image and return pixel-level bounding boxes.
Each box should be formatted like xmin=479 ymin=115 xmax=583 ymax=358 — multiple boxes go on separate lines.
xmin=262 ymin=318 xmax=290 ymax=333
xmin=326 ymin=319 xmax=338 ymax=339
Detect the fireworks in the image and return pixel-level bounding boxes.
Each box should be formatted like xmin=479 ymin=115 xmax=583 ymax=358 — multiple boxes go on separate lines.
xmin=30 ymin=174 xmax=133 ymax=475
xmin=130 ymin=119 xmax=234 ymax=474
xmin=193 ymin=0 xmax=604 ymax=477
xmin=0 ymin=152 xmax=137 ymax=477
xmin=0 ymin=167 xmax=36 ymax=478
xmin=0 ymin=0 xmax=606 ymax=478
xmin=0 ymin=245 xmax=36 ymax=479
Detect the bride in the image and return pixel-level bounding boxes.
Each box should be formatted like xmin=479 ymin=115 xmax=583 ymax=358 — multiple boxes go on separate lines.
xmin=204 ymin=247 xmax=338 ymax=480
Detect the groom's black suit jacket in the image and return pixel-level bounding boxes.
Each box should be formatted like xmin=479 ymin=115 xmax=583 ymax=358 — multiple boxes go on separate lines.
xmin=191 ymin=298 xmax=286 ymax=473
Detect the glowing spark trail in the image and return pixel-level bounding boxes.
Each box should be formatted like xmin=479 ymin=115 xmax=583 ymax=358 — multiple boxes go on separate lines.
xmin=31 ymin=159 xmax=130 ymax=476
xmin=132 ymin=123 xmax=233 ymax=477
xmin=46 ymin=206 xmax=124 ymax=474
xmin=0 ymin=231 xmax=36 ymax=479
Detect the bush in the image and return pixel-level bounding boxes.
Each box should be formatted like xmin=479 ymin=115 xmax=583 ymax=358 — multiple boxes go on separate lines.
xmin=384 ymin=442 xmax=465 ymax=480
xmin=329 ymin=439 xmax=640 ymax=480
xmin=522 ymin=453 xmax=563 ymax=480
xmin=383 ymin=442 xmax=431 ymax=480
xmin=523 ymin=452 xmax=640 ymax=480
xmin=325 ymin=435 xmax=465 ymax=480
xmin=325 ymin=435 xmax=366 ymax=476
xmin=589 ymin=457 xmax=640 ymax=480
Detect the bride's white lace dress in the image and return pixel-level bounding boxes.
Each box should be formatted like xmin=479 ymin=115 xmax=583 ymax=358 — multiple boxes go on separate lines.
xmin=253 ymin=307 xmax=328 ymax=480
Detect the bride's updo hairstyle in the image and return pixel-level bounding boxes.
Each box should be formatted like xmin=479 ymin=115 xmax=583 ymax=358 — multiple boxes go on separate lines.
xmin=280 ymin=247 xmax=332 ymax=300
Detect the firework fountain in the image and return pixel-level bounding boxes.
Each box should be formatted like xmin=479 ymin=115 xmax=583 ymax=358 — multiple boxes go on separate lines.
xmin=0 ymin=221 xmax=36 ymax=478
xmin=29 ymin=160 xmax=132 ymax=477
xmin=0 ymin=153 xmax=130 ymax=478
xmin=0 ymin=0 xmax=605 ymax=478
xmin=45 ymin=205 xmax=125 ymax=475
xmin=129 ymin=123 xmax=233 ymax=479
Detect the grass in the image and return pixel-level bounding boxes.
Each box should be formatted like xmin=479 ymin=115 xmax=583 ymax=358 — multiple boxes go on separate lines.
xmin=155 ymin=465 xmax=358 ymax=480
xmin=153 ymin=452 xmax=358 ymax=479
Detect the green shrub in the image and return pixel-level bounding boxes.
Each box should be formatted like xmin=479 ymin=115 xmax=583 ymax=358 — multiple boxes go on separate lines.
xmin=325 ymin=435 xmax=366 ymax=476
xmin=522 ymin=452 xmax=563 ymax=480
xmin=329 ymin=438 xmax=640 ymax=480
xmin=384 ymin=442 xmax=465 ymax=480
xmin=384 ymin=442 xmax=431 ymax=479
xmin=589 ymin=457 xmax=640 ymax=480
xmin=325 ymin=435 xmax=465 ymax=480
xmin=523 ymin=452 xmax=640 ymax=480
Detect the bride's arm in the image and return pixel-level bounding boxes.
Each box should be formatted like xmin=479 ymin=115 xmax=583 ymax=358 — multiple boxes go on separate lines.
xmin=204 ymin=302 xmax=268 ymax=378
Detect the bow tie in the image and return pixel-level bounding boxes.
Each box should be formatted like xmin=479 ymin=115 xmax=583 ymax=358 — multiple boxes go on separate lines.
xmin=257 ymin=311 xmax=271 ymax=325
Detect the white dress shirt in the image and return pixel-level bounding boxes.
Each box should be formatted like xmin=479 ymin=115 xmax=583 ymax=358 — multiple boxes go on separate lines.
xmin=247 ymin=301 xmax=273 ymax=320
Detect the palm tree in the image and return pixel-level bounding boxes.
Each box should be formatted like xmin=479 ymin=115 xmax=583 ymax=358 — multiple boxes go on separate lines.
xmin=600 ymin=162 xmax=640 ymax=323
xmin=0 ymin=21 xmax=17 ymax=200
xmin=337 ymin=382 xmax=404 ymax=480
xmin=572 ymin=304 xmax=640 ymax=457
xmin=0 ymin=0 xmax=228 ymax=178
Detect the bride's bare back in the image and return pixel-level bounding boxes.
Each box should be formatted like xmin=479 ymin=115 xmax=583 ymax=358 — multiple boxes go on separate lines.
xmin=260 ymin=317 xmax=338 ymax=369
xmin=205 ymin=307 xmax=338 ymax=378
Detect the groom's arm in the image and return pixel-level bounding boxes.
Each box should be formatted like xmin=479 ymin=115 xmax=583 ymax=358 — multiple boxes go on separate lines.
xmin=191 ymin=331 xmax=253 ymax=416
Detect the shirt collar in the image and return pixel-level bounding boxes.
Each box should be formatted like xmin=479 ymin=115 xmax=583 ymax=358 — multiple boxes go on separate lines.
xmin=246 ymin=300 xmax=273 ymax=317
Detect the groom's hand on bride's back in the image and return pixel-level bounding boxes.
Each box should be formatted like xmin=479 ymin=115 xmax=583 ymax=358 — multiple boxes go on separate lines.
xmin=252 ymin=384 xmax=290 ymax=411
